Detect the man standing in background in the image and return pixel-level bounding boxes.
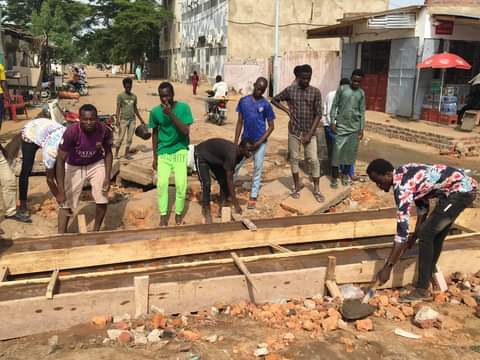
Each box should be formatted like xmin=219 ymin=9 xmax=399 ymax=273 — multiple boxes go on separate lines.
xmin=234 ymin=77 xmax=275 ymax=209
xmin=330 ymin=69 xmax=365 ymax=188
xmin=320 ymin=77 xmax=351 ymax=177
xmin=114 ymin=77 xmax=145 ymax=159
xmin=272 ymin=64 xmax=324 ymax=203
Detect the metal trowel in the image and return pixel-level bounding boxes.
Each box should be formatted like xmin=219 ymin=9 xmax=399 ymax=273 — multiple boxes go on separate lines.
xmin=340 ymin=281 xmax=378 ymax=321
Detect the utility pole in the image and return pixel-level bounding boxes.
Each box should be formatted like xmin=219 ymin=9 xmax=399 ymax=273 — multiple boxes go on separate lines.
xmin=273 ymin=0 xmax=280 ymax=95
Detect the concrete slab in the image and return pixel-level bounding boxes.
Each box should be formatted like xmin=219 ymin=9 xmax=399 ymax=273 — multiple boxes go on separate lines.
xmin=280 ymin=176 xmax=350 ymax=215
xmin=261 ymin=179 xmax=290 ymax=198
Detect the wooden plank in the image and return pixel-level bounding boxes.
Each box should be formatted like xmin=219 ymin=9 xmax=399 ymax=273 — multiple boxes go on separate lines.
xmin=0 ymin=267 xmax=326 ymax=341
xmin=0 ymin=287 xmax=135 ymax=341
xmin=2 ymin=243 xmax=480 ymax=341
xmin=77 ymin=214 xmax=87 ymax=234
xmin=45 ymin=269 xmax=59 ymax=299
xmin=325 ymin=256 xmax=342 ymax=300
xmin=325 ymin=280 xmax=343 ymax=300
xmin=1 ymin=232 xmax=478 ymax=287
xmin=1 ymin=242 xmax=392 ymax=288
xmin=231 ymin=252 xmax=257 ymax=292
xmin=268 ymin=244 xmax=291 ymax=253
xmin=221 ymin=207 xmax=232 ymax=223
xmin=326 ymin=256 xmax=336 ymax=281
xmin=0 ymin=266 xmax=9 ymax=282
xmin=134 ymin=275 xmax=150 ymax=317
xmin=0 ymin=217 xmax=403 ymax=275
xmin=232 ymin=213 xmax=257 ymax=231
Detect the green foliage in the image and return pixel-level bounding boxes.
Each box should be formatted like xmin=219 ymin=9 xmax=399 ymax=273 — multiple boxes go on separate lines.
xmin=3 ymin=0 xmax=45 ymax=27
xmin=85 ymin=0 xmax=171 ymax=65
xmin=3 ymin=0 xmax=171 ymax=66
xmin=30 ymin=0 xmax=91 ymax=64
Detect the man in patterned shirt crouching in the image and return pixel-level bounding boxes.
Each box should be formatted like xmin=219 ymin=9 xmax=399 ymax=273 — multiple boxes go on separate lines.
xmin=367 ymin=158 xmax=477 ymax=302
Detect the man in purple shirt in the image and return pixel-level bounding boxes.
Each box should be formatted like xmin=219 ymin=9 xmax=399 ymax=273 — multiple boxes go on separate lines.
xmin=56 ymin=104 xmax=113 ymax=233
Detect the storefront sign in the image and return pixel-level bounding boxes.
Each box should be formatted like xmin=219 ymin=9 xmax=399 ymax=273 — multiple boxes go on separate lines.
xmin=435 ymin=20 xmax=454 ymax=35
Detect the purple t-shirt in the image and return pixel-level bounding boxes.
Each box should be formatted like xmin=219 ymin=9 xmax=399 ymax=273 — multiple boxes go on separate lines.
xmin=59 ymin=122 xmax=112 ymax=166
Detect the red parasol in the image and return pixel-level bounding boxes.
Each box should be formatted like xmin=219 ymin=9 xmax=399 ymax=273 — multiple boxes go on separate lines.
xmin=417 ymin=52 xmax=471 ymax=69
xmin=417 ymin=52 xmax=472 ymax=112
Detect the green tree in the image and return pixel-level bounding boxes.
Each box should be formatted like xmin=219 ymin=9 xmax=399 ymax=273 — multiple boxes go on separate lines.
xmin=82 ymin=0 xmax=171 ymax=65
xmin=3 ymin=0 xmax=46 ymax=27
xmin=30 ymin=0 xmax=91 ymax=64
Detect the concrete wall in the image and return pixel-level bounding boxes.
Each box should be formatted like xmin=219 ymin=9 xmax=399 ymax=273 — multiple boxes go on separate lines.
xmin=279 ymin=51 xmax=341 ymax=99
xmin=227 ymin=0 xmax=388 ymax=61
xmin=159 ymin=0 xmax=183 ymax=80
xmin=180 ymin=0 xmax=228 ymax=83
xmin=224 ymin=60 xmax=269 ymax=95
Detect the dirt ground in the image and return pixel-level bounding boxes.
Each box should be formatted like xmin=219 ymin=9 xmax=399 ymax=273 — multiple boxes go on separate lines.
xmin=2 ymin=66 xmax=479 ymax=236
xmin=1 ymin=285 xmax=479 ymax=360
xmin=1 ymin=68 xmax=480 ymax=359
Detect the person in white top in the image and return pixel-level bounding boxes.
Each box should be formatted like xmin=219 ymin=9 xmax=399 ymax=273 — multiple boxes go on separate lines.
xmin=206 ymin=75 xmax=228 ymax=114
xmin=318 ymin=78 xmax=351 ymax=176
xmin=212 ymin=75 xmax=228 ymax=97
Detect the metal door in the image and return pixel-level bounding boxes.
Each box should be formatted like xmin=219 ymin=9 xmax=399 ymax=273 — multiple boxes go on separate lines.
xmin=341 ymin=42 xmax=357 ymax=79
xmin=386 ymin=37 xmax=419 ymax=117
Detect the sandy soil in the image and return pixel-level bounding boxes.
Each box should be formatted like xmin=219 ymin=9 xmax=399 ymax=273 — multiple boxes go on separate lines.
xmin=3 ymin=66 xmax=479 ymax=236
xmin=1 ymin=68 xmax=479 ymax=359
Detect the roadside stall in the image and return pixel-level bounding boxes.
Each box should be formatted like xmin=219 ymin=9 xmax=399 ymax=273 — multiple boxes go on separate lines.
xmin=418 ymin=52 xmax=471 ymax=125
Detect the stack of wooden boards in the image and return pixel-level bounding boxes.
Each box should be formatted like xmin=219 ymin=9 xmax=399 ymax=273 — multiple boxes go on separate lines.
xmin=1 ymin=208 xmax=480 ymax=340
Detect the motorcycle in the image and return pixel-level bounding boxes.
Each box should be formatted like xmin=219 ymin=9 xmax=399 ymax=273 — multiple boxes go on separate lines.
xmin=205 ymin=91 xmax=228 ymax=126
xmin=65 ymin=80 xmax=88 ymax=96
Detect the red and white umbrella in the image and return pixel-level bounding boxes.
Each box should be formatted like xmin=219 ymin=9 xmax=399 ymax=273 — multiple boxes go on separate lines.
xmin=417 ymin=52 xmax=472 ymax=111
xmin=417 ymin=52 xmax=471 ymax=69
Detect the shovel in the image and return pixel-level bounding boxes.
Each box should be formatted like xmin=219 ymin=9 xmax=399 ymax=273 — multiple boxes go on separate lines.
xmin=340 ymin=281 xmax=379 ymax=321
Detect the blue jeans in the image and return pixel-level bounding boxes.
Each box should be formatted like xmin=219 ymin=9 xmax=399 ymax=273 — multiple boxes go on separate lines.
xmin=235 ymin=142 xmax=267 ymax=199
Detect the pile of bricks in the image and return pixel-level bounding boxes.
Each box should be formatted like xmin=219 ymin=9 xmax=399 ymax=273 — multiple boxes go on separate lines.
xmin=365 ymin=121 xmax=480 ymax=154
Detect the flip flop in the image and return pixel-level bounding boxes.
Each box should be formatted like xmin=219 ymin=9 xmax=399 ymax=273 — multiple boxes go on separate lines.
xmin=289 ymin=185 xmax=304 ymax=199
xmin=313 ymin=191 xmax=325 ymax=203
xmin=290 ymin=189 xmax=301 ymax=199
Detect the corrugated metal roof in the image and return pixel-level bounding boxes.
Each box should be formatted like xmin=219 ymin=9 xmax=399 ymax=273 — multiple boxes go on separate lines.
xmin=307 ymin=5 xmax=423 ymax=39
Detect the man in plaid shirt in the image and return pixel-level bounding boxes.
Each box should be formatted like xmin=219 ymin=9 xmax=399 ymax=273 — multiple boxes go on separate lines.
xmin=367 ymin=158 xmax=477 ymax=302
xmin=272 ymin=64 xmax=325 ymax=202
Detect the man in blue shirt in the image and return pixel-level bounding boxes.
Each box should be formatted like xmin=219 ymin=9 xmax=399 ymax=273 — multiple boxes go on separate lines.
xmin=234 ymin=77 xmax=275 ymax=209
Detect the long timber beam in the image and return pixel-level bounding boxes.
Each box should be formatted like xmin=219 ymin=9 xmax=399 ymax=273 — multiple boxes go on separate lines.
xmin=1 ymin=234 xmax=479 ymax=340
xmin=1 ymin=208 xmax=478 ymax=276
xmin=1 ymin=210 xmax=403 ymax=275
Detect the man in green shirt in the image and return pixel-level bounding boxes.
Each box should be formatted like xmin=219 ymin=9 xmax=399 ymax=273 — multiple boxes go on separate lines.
xmin=330 ymin=69 xmax=365 ymax=188
xmin=115 ymin=77 xmax=145 ymax=159
xmin=149 ymin=82 xmax=193 ymax=226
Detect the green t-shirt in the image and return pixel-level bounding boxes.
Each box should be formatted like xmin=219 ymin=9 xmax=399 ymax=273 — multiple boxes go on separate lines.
xmin=117 ymin=92 xmax=137 ymax=122
xmin=148 ymin=101 xmax=194 ymax=155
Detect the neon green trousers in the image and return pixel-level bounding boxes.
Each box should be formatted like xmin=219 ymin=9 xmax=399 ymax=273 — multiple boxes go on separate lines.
xmin=156 ymin=149 xmax=188 ymax=216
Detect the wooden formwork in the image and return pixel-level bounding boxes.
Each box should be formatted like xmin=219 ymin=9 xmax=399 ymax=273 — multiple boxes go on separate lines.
xmin=1 ymin=208 xmax=479 ymax=340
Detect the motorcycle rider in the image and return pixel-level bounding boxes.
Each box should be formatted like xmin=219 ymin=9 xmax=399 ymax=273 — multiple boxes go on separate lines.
xmin=206 ymin=75 xmax=228 ymax=116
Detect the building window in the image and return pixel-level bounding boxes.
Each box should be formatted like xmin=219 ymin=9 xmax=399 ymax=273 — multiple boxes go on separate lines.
xmin=198 ymin=36 xmax=206 ymax=47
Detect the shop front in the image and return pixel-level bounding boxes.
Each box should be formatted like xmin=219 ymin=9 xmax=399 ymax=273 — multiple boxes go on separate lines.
xmin=307 ymin=4 xmax=480 ymax=124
